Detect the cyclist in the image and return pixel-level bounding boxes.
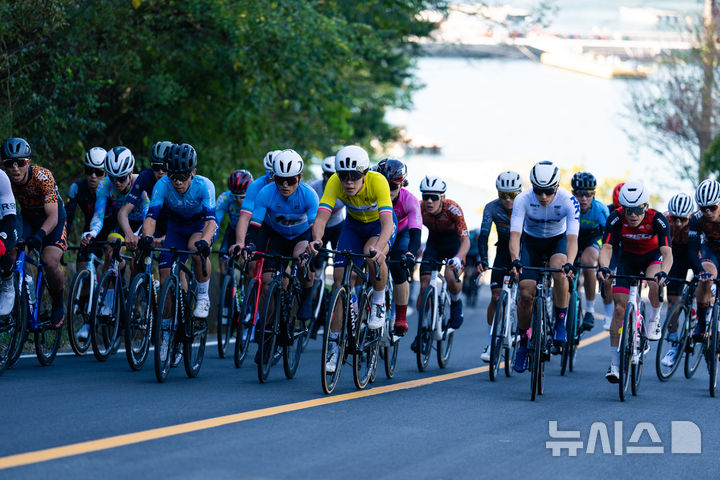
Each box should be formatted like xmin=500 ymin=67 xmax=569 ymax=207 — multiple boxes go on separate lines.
xmin=217 ymin=169 xmax=253 ymax=275
xmin=508 ymin=161 xmax=579 ymax=373
xmin=0 ymin=169 xmax=19 ymax=314
xmin=687 ymin=179 xmax=720 ymax=343
xmin=234 ymin=150 xmax=280 ymax=253
xmin=571 ymin=171 xmax=610 ymax=332
xmin=139 ymin=143 xmax=216 ymax=319
xmin=2 ymin=137 xmax=67 ymax=327
xmin=660 ymin=192 xmax=695 ymax=368
xmin=377 ymin=158 xmax=421 ymax=336
xmin=412 ymin=175 xmax=469 ymax=352
xmin=308 ymin=145 xmax=397 ymax=374
xmin=607 ymin=182 xmax=625 ymax=214
xmin=597 ymin=181 xmax=672 ymax=383
xmin=477 ymin=171 xmax=521 ymax=362
xmin=120 ymin=141 xmax=171 ymax=250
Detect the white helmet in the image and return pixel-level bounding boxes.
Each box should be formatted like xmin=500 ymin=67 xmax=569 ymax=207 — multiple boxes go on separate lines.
xmin=151 ymin=141 xmax=173 ymax=164
xmin=496 ymin=171 xmax=522 ymax=193
xmin=667 ymin=193 xmax=694 ymax=218
xmin=419 ymin=175 xmax=447 ymax=194
xmin=529 ymin=161 xmax=560 ymax=188
xmin=335 ymin=145 xmax=370 ymax=172
xmin=618 ymin=181 xmax=649 ymax=207
xmin=695 ymin=179 xmax=720 ymax=207
xmin=273 ymin=149 xmax=304 ymax=177
xmin=321 ymin=156 xmax=336 ymax=174
xmin=84 ymin=147 xmax=106 ymax=169
xmin=263 ymin=150 xmax=281 ymax=172
xmin=105 ymin=146 xmax=135 ymax=177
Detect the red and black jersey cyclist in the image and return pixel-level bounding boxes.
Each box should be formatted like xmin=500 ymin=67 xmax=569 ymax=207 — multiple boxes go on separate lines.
xmin=411 ymin=175 xmax=469 ymax=353
xmin=1 ymin=137 xmax=68 ymax=328
xmin=597 ymin=181 xmax=672 ymax=384
xmin=658 ymin=192 xmax=696 ymax=368
xmin=687 ymin=179 xmax=720 ymax=342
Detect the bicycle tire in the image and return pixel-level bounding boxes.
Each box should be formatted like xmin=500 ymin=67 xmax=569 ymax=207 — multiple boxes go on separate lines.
xmin=383 ymin=340 xmax=399 ymax=379
xmin=217 ymin=274 xmax=235 ymax=358
xmin=353 ymin=289 xmax=379 ymax=389
xmin=34 ymin=278 xmax=59 ymax=366
xmin=321 ymin=286 xmax=348 ymax=394
xmin=489 ymin=291 xmax=508 ymax=381
xmin=183 ymin=311 xmax=207 ymax=379
xmin=125 ymin=273 xmax=153 ymax=371
xmin=283 ymin=288 xmax=303 ymax=379
xmin=655 ymin=302 xmax=688 ymax=382
xmin=90 ymin=270 xmax=121 ymax=362
xmin=4 ymin=272 xmax=24 ymax=370
xmin=0 ymin=276 xmax=19 ymax=374
xmin=561 ymin=287 xmax=578 ymax=376
xmin=154 ymin=275 xmax=178 ymax=383
xmin=416 ymin=286 xmax=434 ymax=372
xmin=234 ymin=278 xmax=258 ymax=368
xmin=67 ymin=269 xmax=93 ymax=355
xmin=631 ymin=304 xmax=648 ymax=396
xmin=618 ymin=302 xmax=635 ymax=402
xmin=258 ymin=281 xmax=280 ymax=383
xmin=709 ymin=305 xmax=719 ymax=397
xmin=530 ymin=296 xmax=544 ymax=401
xmin=437 ymin=294 xmax=453 ymax=369
xmin=304 ymin=279 xmax=324 ymax=350
xmin=685 ymin=308 xmax=704 ymax=379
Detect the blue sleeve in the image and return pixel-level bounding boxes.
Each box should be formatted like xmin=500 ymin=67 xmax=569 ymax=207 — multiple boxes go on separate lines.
xmin=89 ymin=180 xmax=110 ymax=235
xmin=127 ymin=169 xmax=150 ymax=206
xmin=241 ymin=177 xmax=266 ymax=215
xmin=147 ymin=178 xmax=167 ymax=220
xmin=201 ymin=177 xmax=216 ymax=222
xmin=249 ymin=185 xmax=271 ymax=227
xmin=216 ymin=192 xmax=228 ymax=226
xmin=599 ymin=201 xmax=610 ymax=227
xmin=66 ymin=182 xmax=79 ymax=226
xmin=305 ymin=185 xmax=319 ymax=225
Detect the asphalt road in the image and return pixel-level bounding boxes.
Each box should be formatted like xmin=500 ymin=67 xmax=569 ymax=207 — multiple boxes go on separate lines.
xmin=0 ymin=289 xmax=717 ymax=479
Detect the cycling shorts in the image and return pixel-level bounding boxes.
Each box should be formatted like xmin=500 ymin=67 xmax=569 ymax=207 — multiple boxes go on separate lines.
xmin=20 ymin=210 xmax=67 ymax=252
xmin=159 ymin=219 xmax=217 ymax=270
xmin=490 ymin=245 xmax=511 ymax=289
xmin=420 ymin=236 xmax=460 ymax=276
xmin=519 ymin=233 xmax=566 ymax=282
xmin=263 ymin=228 xmax=311 ymax=273
xmin=612 ymin=249 xmax=662 ymax=294
xmin=334 ymin=214 xmax=397 ymax=269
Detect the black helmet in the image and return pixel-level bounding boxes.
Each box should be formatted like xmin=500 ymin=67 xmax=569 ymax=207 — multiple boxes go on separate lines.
xmin=166 ymin=143 xmax=197 ymax=173
xmin=376 ymin=158 xmax=407 ymax=186
xmin=571 ymin=171 xmax=597 ymax=191
xmin=1 ymin=138 xmax=31 ymax=160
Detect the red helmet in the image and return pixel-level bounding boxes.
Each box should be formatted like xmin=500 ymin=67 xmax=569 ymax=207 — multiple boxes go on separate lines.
xmin=612 ymin=182 xmax=625 ymax=208
xmin=228 ymin=169 xmax=253 ymax=195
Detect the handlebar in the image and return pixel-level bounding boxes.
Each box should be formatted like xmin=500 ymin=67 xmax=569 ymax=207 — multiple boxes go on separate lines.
xmin=318 ymin=247 xmax=381 ymax=281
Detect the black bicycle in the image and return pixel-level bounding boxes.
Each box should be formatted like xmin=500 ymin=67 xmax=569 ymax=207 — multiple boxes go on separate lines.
xmin=124 ymin=247 xmax=161 ymax=371
xmin=216 ymin=250 xmax=244 ymax=358
xmin=656 ymin=277 xmax=697 ymax=382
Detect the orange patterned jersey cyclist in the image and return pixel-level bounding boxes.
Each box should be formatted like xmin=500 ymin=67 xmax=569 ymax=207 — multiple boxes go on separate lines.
xmin=2 ymin=137 xmax=67 ymax=328
xmin=308 ymin=145 xmax=397 ymax=375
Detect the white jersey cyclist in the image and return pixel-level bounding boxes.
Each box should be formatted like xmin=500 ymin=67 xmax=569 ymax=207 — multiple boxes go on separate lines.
xmin=510 ymin=188 xmax=580 ymax=238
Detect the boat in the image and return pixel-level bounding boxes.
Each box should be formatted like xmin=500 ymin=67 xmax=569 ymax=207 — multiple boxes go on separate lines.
xmin=540 ymin=51 xmax=648 ymax=79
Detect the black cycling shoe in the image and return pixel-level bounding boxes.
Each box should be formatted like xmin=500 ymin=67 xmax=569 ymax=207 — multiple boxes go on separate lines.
xmin=581 ymin=312 xmax=595 ymax=332
xmin=410 ymin=336 xmax=419 ymax=353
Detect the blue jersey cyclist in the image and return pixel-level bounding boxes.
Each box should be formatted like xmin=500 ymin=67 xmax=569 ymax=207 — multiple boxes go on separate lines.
xmin=139 ymin=143 xmax=217 ymax=319
xmin=121 ymin=141 xmax=171 ymax=251
xmin=571 ymin=171 xmax=610 ymax=332
xmin=308 ymin=145 xmax=397 ymax=375
xmin=234 ymin=150 xmax=280 ymax=252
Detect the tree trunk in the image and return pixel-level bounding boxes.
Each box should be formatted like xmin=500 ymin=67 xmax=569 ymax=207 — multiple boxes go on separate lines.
xmin=699 ymin=0 xmax=718 ymax=181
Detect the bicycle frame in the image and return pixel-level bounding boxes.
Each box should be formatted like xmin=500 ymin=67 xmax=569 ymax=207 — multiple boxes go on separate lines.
xmin=15 ymin=249 xmax=43 ymax=330
xmin=499 ymin=274 xmax=518 ymax=349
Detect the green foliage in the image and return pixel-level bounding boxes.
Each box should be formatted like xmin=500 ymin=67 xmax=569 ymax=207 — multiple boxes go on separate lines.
xmin=702 ymin=130 xmax=720 ymax=178
xmin=0 ymin=0 xmax=445 ymax=192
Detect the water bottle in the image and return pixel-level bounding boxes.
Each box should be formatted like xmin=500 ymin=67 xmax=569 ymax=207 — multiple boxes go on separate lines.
xmin=350 ymin=293 xmax=358 ymax=327
xmin=25 ymin=274 xmax=35 ymax=305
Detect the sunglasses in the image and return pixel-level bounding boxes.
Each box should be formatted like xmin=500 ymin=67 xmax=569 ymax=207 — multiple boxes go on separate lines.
xmin=672 ymin=216 xmax=690 ymax=222
xmin=322 ymin=172 xmax=333 ymax=179
xmin=624 ymin=205 xmax=647 ymax=216
xmin=85 ymin=166 xmax=105 ymax=177
xmin=389 ymin=182 xmax=401 ymax=191
xmin=274 ymin=175 xmax=299 ymax=186
xmin=499 ymin=191 xmax=519 ymax=200
xmin=109 ymin=174 xmax=129 ymax=184
xmin=700 ymin=205 xmax=719 ymax=213
xmin=169 ymin=171 xmax=192 ymax=182
xmin=573 ymin=190 xmax=594 ymax=198
xmin=231 ymin=193 xmax=245 ymax=201
xmin=533 ymin=187 xmax=557 ymax=196
xmin=337 ymin=170 xmax=364 ymax=182
xmin=422 ymin=193 xmax=441 ymax=202
xmin=2 ymin=158 xmax=28 ymax=169
xmin=151 ymin=164 xmax=166 ymax=172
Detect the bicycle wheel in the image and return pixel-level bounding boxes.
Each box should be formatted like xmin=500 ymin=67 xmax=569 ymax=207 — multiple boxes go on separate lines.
xmin=283 ymin=288 xmax=303 ymax=379
xmin=234 ymin=278 xmax=258 ymax=368
xmin=618 ymin=302 xmax=635 ymax=402
xmin=437 ymin=295 xmax=454 ymax=369
xmin=383 ymin=336 xmax=399 ymax=379
xmin=7 ymin=271 xmax=27 ymax=369
xmin=154 ymin=275 xmax=178 ymax=383
xmin=353 ymin=289 xmax=379 ymax=389
xmin=67 ymin=269 xmax=93 ymax=355
xmin=90 ymin=270 xmax=121 ymax=362
xmin=183 ymin=305 xmax=208 ymax=379
xmin=416 ymin=286 xmax=434 ymax=372
xmin=34 ymin=278 xmax=59 ymax=366
xmin=656 ymin=302 xmax=688 ymax=382
xmin=258 ymin=281 xmax=280 ymax=383
xmin=125 ymin=273 xmax=153 ymax=371
xmin=304 ymin=279 xmax=324 ymax=350
xmin=0 ymin=276 xmax=19 ymax=374
xmin=709 ymin=305 xmax=719 ymax=397
xmin=685 ymin=308 xmax=704 ymax=378
xmin=530 ymin=297 xmax=544 ymax=401
xmin=321 ymin=286 xmax=348 ymax=394
xmin=488 ymin=291 xmax=507 ymax=381
xmin=217 ymin=273 xmax=236 ymax=358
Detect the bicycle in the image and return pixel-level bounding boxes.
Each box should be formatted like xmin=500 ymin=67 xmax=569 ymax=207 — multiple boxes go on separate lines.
xmin=216 ymin=250 xmax=244 ymax=358
xmin=66 ymin=244 xmax=103 ymax=356
xmin=124 ymin=247 xmax=161 ymax=371
xmin=252 ymin=251 xmax=309 ymax=383
xmin=611 ymin=273 xmax=659 ymax=402
xmin=0 ymin=273 xmax=19 ymax=374
xmin=153 ymin=247 xmax=209 ymax=383
xmin=234 ymin=252 xmax=264 ymax=368
xmin=306 ymin=252 xmax=331 ymax=349
xmin=485 ymin=267 xmax=519 ymax=381
xmin=7 ymin=242 xmax=58 ymax=367
xmin=416 ymin=259 xmax=459 ymax=372
xmin=561 ymin=264 xmax=595 ymax=376
xmin=656 ymin=277 xmax=697 ymax=382
xmin=380 ymin=260 xmax=408 ymax=380
xmin=682 ymin=278 xmax=720 ymax=396
xmin=319 ymin=247 xmax=381 ymax=394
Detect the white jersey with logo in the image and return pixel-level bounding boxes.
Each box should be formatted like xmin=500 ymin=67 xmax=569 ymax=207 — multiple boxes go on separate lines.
xmin=510 ymin=187 xmax=580 ymax=238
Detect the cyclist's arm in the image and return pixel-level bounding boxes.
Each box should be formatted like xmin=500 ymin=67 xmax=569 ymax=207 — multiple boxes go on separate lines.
xmin=408 ymin=227 xmax=421 ymax=256
xmin=654 ymin=212 xmax=672 ymax=274
xmin=456 ymin=234 xmax=470 ymax=260
xmin=65 ymin=182 xmax=78 ymax=227
xmin=509 ymin=194 xmax=526 ymax=261
xmin=374 ymin=210 xmax=394 ymax=253
xmin=509 ymin=231 xmax=521 ymax=261
xmin=659 ymin=245 xmax=673 ymax=275
xmin=566 ymin=234 xmax=578 ymax=265
xmin=201 ymin=219 xmax=217 ymax=245
xmin=598 ymin=212 xmax=620 ymax=269
xmin=39 ymin=202 xmax=59 ymax=236
xmin=478 ymin=202 xmax=493 ymax=262
xmin=142 ymin=217 xmax=157 ymax=237
xmin=311 ymin=208 xmax=331 ymax=245
xmin=598 ymin=242 xmax=612 ymax=269
xmin=117 ymin=202 xmax=135 ymax=238
xmin=687 ymin=214 xmax=703 ymax=272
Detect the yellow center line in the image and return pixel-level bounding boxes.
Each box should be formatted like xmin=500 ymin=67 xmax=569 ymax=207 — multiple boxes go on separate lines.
xmin=0 ymin=330 xmax=609 ymax=470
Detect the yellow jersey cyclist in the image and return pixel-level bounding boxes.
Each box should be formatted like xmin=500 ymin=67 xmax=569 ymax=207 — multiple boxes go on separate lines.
xmin=477 ymin=171 xmax=522 ymax=362
xmin=308 ymin=145 xmax=397 ymax=374
xmin=571 ymin=171 xmax=610 ymax=332
xmin=508 ymin=161 xmax=580 ymax=373
xmin=2 ymin=137 xmax=68 ymax=328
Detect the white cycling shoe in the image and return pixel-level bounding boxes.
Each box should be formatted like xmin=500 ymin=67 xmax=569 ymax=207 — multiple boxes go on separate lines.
xmin=194 ymin=297 xmax=210 ymax=318
xmin=367 ymin=304 xmax=385 ymax=330
xmin=480 ymin=346 xmax=491 ymax=363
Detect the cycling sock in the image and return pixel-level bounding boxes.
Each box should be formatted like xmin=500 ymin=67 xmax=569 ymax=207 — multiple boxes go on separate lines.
xmin=371 ymin=289 xmax=385 ymax=305
xmin=649 ymin=305 xmax=661 ymax=324
xmin=301 ymin=286 xmax=311 ymax=302
xmin=604 ymin=302 xmax=614 ymax=321
xmin=396 ymin=305 xmax=407 ymax=323
xmin=197 ymin=280 xmax=209 ymax=298
xmin=610 ymin=345 xmax=619 ymax=366
xmin=450 ymin=291 xmax=462 ymax=302
xmin=585 ymin=296 xmax=595 ymax=314
xmin=554 ymin=306 xmax=568 ymax=326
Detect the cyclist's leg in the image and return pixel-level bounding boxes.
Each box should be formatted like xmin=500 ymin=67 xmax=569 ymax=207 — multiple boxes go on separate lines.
xmin=388 ymin=229 xmax=410 ymax=334
xmin=695 ymin=245 xmax=719 ymax=338
xmin=643 ymin=252 xmax=664 ymax=339
xmin=292 ymin=231 xmax=314 ymax=320
xmin=38 ymin=214 xmax=67 ymax=327
xmin=606 ymin=253 xmax=634 ymax=381
xmin=580 ymin=241 xmax=601 ymax=330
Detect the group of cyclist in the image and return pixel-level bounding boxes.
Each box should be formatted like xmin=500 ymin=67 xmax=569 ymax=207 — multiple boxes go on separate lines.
xmin=2 ymin=133 xmax=718 ymax=393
